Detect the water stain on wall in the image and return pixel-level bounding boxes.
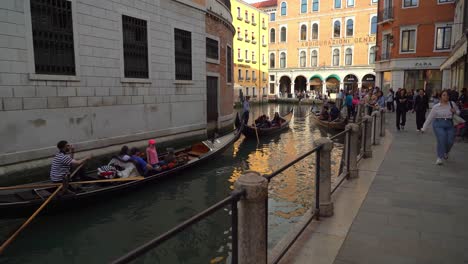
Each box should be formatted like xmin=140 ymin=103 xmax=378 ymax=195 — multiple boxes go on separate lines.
xmin=29 ymin=119 xmax=46 ymax=127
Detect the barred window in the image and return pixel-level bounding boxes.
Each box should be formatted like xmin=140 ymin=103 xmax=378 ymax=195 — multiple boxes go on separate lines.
xmin=227 ymin=46 xmax=232 ymax=83
xmin=30 ymin=0 xmax=76 ymax=75
xmin=123 ymin=15 xmax=148 ymax=78
xmin=174 ymin=28 xmax=192 ymax=80
xmin=206 ymin=38 xmax=219 ymax=60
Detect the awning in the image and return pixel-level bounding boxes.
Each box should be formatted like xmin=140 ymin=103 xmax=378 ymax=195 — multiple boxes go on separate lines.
xmin=440 ymin=38 xmax=467 ymax=70
xmin=326 ymin=74 xmax=341 ymax=82
xmin=309 ymin=74 xmax=323 ymax=81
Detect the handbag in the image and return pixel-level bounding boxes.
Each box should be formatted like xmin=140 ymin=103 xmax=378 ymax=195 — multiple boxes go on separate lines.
xmin=450 ymin=102 xmax=466 ymax=126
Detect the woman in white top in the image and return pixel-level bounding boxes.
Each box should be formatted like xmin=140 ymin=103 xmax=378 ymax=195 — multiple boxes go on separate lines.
xmin=422 ymin=90 xmax=460 ymax=165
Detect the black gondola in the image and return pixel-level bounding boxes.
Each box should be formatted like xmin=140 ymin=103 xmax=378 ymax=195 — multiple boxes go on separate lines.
xmin=236 ymin=109 xmax=293 ymax=138
xmin=0 ymin=127 xmax=242 ymax=219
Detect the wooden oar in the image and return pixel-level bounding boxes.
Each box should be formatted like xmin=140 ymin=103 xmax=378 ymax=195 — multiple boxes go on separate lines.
xmin=253 ymin=121 xmax=260 ymax=144
xmin=0 ymin=185 xmax=63 ymax=254
xmin=0 ymin=176 xmax=145 ymax=191
xmin=68 ymin=163 xmax=85 ymax=181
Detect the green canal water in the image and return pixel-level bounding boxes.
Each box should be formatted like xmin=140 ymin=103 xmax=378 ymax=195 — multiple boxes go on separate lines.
xmin=0 ymin=103 xmax=343 ymax=264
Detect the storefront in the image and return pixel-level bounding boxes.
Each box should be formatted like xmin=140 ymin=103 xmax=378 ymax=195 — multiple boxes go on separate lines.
xmin=381 ymin=71 xmax=392 ymax=93
xmin=404 ymin=69 xmax=442 ymax=96
xmin=326 ymin=74 xmax=340 ymax=96
xmin=343 ymin=74 xmax=358 ymax=92
xmin=361 ymin=74 xmax=375 ymax=91
xmin=309 ymin=74 xmax=323 ymax=91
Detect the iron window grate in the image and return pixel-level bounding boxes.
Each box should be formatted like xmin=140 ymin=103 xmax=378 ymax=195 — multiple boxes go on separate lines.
xmin=227 ymin=46 xmax=232 ymax=83
xmin=122 ymin=15 xmax=149 ymax=79
xmin=175 ymin=28 xmax=192 ymax=80
xmin=206 ymin=38 xmax=219 ymax=60
xmin=30 ymin=0 xmax=76 ymax=75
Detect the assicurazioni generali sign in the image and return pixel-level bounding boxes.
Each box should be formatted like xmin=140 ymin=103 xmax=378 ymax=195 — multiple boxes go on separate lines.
xmin=301 ymin=36 xmax=377 ymax=47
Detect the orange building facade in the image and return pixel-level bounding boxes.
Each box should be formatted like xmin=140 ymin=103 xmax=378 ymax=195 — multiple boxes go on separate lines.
xmin=375 ymin=0 xmax=455 ymax=95
xmin=256 ymin=0 xmax=378 ymax=98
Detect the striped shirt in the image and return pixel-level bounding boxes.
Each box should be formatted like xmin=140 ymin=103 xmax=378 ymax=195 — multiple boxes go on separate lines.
xmin=50 ymin=152 xmax=73 ymax=182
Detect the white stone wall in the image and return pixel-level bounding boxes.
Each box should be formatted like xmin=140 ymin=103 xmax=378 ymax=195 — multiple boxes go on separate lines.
xmin=0 ymin=0 xmax=208 ymax=165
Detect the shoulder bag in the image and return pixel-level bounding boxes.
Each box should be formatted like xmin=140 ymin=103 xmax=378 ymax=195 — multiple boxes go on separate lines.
xmin=450 ymin=102 xmax=466 ymax=127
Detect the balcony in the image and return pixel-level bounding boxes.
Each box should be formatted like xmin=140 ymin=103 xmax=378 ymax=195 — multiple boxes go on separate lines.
xmin=378 ymin=6 xmax=394 ymax=23
xmin=262 ymin=43 xmax=267 ymax=47
xmin=245 ymin=59 xmax=251 ymax=63
xmin=237 ymin=16 xmax=243 ymax=21
xmin=245 ymin=38 xmax=250 ymax=43
xmin=262 ymin=78 xmax=267 ymax=81
xmin=262 ymin=25 xmax=267 ymax=30
xmin=238 ymin=77 xmax=244 ymax=81
xmin=252 ymin=60 xmax=257 ymax=64
xmin=245 ymin=19 xmax=250 ymax=24
xmin=380 ymin=52 xmax=391 ymax=61
xmin=252 ymin=77 xmax=257 ymax=81
xmin=252 ymin=21 xmax=257 ymax=26
xmin=262 ymin=61 xmax=267 ymax=65
xmin=238 ymin=57 xmax=243 ymax=62
xmin=237 ymin=36 xmax=243 ymax=40
xmin=252 ymin=40 xmax=257 ymax=44
xmin=246 ymin=77 xmax=251 ymax=80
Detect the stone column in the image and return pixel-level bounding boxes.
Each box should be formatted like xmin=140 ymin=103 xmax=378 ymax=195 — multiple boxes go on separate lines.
xmin=362 ymin=115 xmax=373 ymax=158
xmin=234 ymin=171 xmax=268 ymax=264
xmin=313 ymin=138 xmax=334 ymax=217
xmin=371 ymin=111 xmax=381 ymax=145
xmin=380 ymin=109 xmax=386 ymax=137
xmin=356 ymin=102 xmax=364 ymax=123
xmin=345 ymin=123 xmax=360 ymax=179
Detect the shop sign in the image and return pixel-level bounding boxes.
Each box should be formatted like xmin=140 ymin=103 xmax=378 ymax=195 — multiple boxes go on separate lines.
xmin=415 ymin=62 xmax=432 ymax=66
xmin=301 ymin=36 xmax=376 ymax=47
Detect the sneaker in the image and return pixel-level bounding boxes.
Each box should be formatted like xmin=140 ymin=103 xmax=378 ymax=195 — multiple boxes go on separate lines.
xmin=401 ymin=126 xmax=405 ymax=130
xmin=436 ymin=158 xmax=443 ymax=165
xmin=416 ymin=129 xmax=421 ymax=132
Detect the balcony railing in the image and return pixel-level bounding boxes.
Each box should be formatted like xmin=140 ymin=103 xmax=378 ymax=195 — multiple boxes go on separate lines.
xmin=252 ymin=40 xmax=257 ymax=44
xmin=252 ymin=77 xmax=257 ymax=81
xmin=246 ymin=77 xmax=251 ymax=80
xmin=252 ymin=21 xmax=257 ymax=26
xmin=238 ymin=77 xmax=244 ymax=81
xmin=378 ymin=6 xmax=394 ymax=23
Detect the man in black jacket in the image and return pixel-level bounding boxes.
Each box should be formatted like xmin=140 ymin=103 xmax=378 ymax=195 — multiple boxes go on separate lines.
xmin=395 ymin=88 xmax=408 ymax=130
xmin=413 ymin=89 xmax=429 ymax=131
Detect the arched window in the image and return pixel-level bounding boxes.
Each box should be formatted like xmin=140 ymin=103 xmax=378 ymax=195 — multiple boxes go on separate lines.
xmin=334 ymin=20 xmax=341 ymax=38
xmin=300 ymin=25 xmax=307 ymax=40
xmin=280 ymin=27 xmax=287 ymax=42
xmin=301 ymin=0 xmax=307 ymax=13
xmin=300 ymin=51 xmax=306 ymax=67
xmin=281 ymin=2 xmax=287 ymax=16
xmin=311 ymin=50 xmax=318 ymax=67
xmin=270 ymin=28 xmax=275 ymax=43
xmin=369 ymin=46 xmax=375 ymax=64
xmin=346 ymin=19 xmax=353 ymax=37
xmin=270 ymin=53 xmax=275 ymax=68
xmin=333 ymin=48 xmax=340 ymax=66
xmin=280 ymin=52 xmax=286 ymax=68
xmin=345 ymin=48 xmax=352 ymax=65
xmin=312 ymin=23 xmax=319 ymax=40
xmin=370 ymin=16 xmax=377 ymax=35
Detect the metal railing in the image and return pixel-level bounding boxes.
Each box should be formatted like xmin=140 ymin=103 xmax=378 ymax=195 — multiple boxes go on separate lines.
xmin=112 ymin=107 xmax=386 ymax=264
xmin=378 ymin=6 xmax=393 ymax=23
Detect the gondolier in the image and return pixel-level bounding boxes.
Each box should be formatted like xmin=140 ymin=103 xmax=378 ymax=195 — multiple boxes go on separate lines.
xmin=242 ymin=96 xmax=251 ymax=125
xmin=50 ymin=140 xmax=91 ymax=183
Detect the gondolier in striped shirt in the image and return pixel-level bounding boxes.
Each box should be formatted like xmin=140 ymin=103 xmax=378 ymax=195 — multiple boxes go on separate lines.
xmin=50 ymin=140 xmax=91 ymax=183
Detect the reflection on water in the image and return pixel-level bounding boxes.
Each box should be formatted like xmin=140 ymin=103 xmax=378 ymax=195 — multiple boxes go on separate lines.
xmin=0 ymin=103 xmax=343 ymax=264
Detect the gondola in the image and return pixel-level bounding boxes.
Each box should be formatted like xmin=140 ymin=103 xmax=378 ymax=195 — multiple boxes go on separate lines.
xmin=0 ymin=126 xmax=242 ymax=219
xmin=236 ymin=109 xmax=293 ymax=138
xmin=310 ymin=113 xmax=347 ymax=130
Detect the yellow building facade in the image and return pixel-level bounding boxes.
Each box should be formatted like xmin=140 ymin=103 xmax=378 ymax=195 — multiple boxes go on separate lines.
xmin=261 ymin=0 xmax=377 ymax=98
xmin=232 ymin=0 xmax=269 ymax=102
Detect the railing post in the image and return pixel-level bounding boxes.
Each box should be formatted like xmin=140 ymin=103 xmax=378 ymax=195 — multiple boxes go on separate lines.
xmin=371 ymin=111 xmax=381 ymax=145
xmin=356 ymin=102 xmax=364 ymax=123
xmin=345 ymin=124 xmax=360 ymax=179
xmin=234 ymin=171 xmax=268 ymax=264
xmin=313 ymin=138 xmax=334 ymax=217
xmin=362 ymin=115 xmax=373 ymax=158
xmin=380 ymin=109 xmax=386 ymax=137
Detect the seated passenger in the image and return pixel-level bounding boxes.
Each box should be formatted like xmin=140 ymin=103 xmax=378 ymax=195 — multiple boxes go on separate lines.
xmin=118 ymin=145 xmax=131 ymax=161
xmin=130 ymin=147 xmax=153 ymax=175
xmin=329 ymin=102 xmax=340 ymax=121
xmin=319 ymin=106 xmax=329 ymax=120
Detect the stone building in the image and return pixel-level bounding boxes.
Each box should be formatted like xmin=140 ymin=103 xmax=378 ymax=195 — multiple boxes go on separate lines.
xmin=255 ymin=0 xmax=377 ymax=98
xmin=232 ymin=0 xmax=269 ymax=103
xmin=440 ymin=0 xmax=468 ymax=90
xmin=375 ymin=0 xmax=455 ymax=95
xmin=0 ymin=0 xmax=234 ymax=174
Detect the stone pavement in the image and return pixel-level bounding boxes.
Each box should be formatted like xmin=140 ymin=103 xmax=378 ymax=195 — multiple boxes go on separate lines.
xmin=278 ymin=113 xmax=468 ymax=264
xmin=334 ymin=113 xmax=468 ymax=264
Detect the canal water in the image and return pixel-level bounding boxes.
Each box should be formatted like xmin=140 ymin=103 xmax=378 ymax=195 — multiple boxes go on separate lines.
xmin=0 ymin=103 xmax=343 ymax=264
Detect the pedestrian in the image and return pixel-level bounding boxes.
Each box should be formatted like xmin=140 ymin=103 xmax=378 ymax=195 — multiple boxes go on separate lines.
xmin=413 ymin=89 xmax=429 ymax=131
xmin=386 ymin=88 xmax=395 ymax=112
xmin=345 ymin=91 xmax=354 ymax=120
xmin=242 ymin=96 xmax=250 ymax=125
xmin=421 ymin=90 xmax=460 ymax=165
xmin=395 ymin=88 xmax=408 ymax=131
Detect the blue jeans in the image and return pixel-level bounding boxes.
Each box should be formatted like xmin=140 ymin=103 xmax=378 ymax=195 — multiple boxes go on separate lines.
xmin=432 ymin=119 xmax=455 ymax=159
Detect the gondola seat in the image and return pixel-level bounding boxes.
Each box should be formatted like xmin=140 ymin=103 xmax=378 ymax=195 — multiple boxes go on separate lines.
xmin=108 ymin=156 xmax=141 ymax=178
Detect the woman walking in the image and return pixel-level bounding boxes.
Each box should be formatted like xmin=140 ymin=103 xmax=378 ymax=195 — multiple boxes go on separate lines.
xmin=422 ymin=90 xmax=460 ymax=165
xmin=395 ymin=88 xmax=408 ymax=131
xmin=413 ymin=89 xmax=429 ymax=131
xmin=386 ymin=89 xmax=395 ymax=112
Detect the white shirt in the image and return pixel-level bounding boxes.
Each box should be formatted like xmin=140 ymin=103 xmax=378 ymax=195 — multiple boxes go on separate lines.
xmin=422 ymin=101 xmax=460 ymax=131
